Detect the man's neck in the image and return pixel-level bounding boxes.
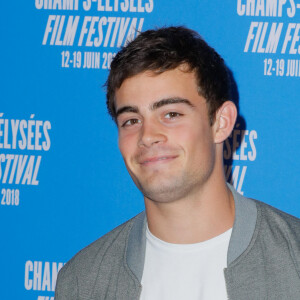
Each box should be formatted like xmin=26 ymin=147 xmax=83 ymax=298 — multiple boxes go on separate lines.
xmin=144 ymin=179 xmax=235 ymax=244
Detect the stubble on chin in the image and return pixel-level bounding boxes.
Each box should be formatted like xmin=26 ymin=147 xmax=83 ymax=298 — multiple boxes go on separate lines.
xmin=129 ymin=167 xmax=197 ymax=203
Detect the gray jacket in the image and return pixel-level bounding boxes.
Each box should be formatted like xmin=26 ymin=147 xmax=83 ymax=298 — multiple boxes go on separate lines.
xmin=55 ymin=186 xmax=300 ymax=299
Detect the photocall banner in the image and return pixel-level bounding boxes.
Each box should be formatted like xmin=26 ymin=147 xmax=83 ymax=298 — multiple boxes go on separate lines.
xmin=1 ymin=1 xmax=299 ymax=299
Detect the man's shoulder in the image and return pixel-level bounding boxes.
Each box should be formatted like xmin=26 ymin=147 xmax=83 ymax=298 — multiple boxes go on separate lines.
xmin=55 ymin=212 xmax=143 ymax=297
xmin=253 ymin=199 xmax=300 ymax=249
xmin=65 ymin=212 xmax=142 ymax=269
xmin=255 ymin=199 xmax=300 ymax=229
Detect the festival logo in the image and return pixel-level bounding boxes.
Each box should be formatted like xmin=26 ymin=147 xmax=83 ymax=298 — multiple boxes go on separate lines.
xmin=238 ymin=0 xmax=300 ymax=77
xmin=36 ymin=0 xmax=155 ymax=69
xmin=0 ymin=113 xmax=51 ymax=207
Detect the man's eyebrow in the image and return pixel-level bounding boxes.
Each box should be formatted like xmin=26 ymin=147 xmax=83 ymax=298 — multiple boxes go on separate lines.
xmin=116 ymin=97 xmax=194 ymax=117
xmin=151 ymin=97 xmax=195 ymax=110
xmin=116 ymin=106 xmax=139 ymax=117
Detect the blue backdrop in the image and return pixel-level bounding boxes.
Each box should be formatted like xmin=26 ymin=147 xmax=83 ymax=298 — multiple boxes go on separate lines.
xmin=1 ymin=1 xmax=299 ymax=299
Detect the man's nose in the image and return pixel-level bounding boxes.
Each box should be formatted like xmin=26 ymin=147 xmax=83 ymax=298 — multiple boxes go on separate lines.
xmin=138 ymin=119 xmax=167 ymax=148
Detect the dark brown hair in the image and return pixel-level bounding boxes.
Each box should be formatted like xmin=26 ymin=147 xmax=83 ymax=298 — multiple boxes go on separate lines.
xmin=106 ymin=26 xmax=231 ymax=124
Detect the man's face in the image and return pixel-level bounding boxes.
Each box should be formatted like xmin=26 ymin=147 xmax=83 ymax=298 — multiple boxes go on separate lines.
xmin=115 ymin=67 xmax=217 ymax=203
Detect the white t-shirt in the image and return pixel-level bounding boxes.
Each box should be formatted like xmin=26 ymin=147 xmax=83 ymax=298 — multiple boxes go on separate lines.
xmin=140 ymin=226 xmax=232 ymax=300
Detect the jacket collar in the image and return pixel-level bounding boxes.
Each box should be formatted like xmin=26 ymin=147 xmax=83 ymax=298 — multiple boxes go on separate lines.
xmin=226 ymin=184 xmax=257 ymax=265
xmin=126 ymin=184 xmax=258 ymax=281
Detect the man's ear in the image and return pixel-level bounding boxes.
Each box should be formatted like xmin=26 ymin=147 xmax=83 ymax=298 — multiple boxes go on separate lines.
xmin=213 ymin=101 xmax=237 ymax=144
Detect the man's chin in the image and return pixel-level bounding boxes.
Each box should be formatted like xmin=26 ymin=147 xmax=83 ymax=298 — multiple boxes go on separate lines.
xmin=136 ymin=179 xmax=185 ymax=202
xmin=135 ymin=173 xmax=172 ymax=189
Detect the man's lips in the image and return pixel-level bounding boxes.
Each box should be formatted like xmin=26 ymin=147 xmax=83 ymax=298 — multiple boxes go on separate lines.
xmin=139 ymin=155 xmax=178 ymax=166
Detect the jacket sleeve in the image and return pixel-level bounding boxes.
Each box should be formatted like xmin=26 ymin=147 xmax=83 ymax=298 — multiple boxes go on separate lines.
xmin=55 ymin=262 xmax=78 ymax=300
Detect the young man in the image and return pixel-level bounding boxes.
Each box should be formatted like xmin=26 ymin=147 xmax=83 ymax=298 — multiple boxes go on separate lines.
xmin=55 ymin=27 xmax=300 ymax=299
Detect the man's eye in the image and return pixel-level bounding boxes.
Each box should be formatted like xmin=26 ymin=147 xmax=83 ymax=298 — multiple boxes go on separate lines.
xmin=122 ymin=118 xmax=141 ymax=127
xmin=165 ymin=112 xmax=182 ymax=119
